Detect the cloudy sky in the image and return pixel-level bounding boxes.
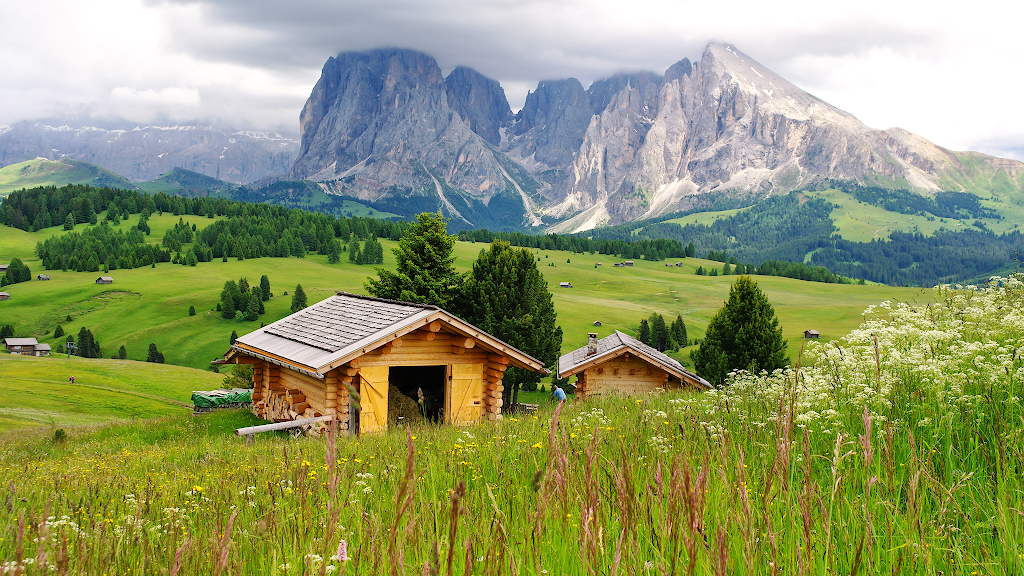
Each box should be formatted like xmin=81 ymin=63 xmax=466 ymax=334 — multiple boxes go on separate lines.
xmin=1 ymin=0 xmax=1021 ymax=159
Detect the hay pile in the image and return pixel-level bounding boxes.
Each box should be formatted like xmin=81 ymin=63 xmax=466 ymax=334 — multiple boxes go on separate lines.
xmin=388 ymin=383 xmax=426 ymax=425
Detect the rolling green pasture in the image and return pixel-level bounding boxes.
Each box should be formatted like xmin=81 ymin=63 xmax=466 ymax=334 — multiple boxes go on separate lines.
xmin=0 ymin=353 xmax=220 ymax=433
xmin=2 ymin=215 xmax=924 ymax=383
xmin=0 ymin=158 xmax=135 ymax=197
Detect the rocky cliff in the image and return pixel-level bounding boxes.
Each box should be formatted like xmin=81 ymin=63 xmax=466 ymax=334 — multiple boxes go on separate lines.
xmin=0 ymin=120 xmax=298 ymax=183
xmin=290 ymin=43 xmax=1024 ymax=231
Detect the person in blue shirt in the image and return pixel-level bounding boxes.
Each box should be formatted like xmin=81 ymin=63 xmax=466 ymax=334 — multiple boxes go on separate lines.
xmin=551 ymin=384 xmax=567 ymax=402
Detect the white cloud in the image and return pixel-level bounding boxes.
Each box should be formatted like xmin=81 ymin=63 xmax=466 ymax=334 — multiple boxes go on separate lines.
xmin=0 ymin=0 xmax=1022 ymax=157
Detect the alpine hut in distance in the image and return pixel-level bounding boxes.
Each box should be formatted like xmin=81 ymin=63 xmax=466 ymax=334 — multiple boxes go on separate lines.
xmin=557 ymin=331 xmax=710 ymax=397
xmin=224 ymin=292 xmax=547 ymax=434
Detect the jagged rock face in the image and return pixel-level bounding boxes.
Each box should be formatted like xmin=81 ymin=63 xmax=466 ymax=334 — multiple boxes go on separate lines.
xmin=290 ymin=49 xmax=513 ymax=224
xmin=444 ymin=66 xmax=512 ymax=146
xmin=289 ymin=43 xmax=1023 ymax=231
xmin=0 ymin=120 xmax=297 ymax=183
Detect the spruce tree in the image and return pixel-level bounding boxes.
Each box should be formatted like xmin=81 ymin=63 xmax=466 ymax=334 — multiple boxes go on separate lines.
xmin=63 ymin=213 xmax=75 ymax=230
xmin=691 ymin=276 xmax=788 ymax=386
xmin=671 ymin=315 xmax=688 ymax=347
xmin=0 ymin=325 xmax=13 ymax=340
xmin=638 ymin=319 xmax=652 ymax=346
xmin=650 ymin=313 xmax=670 ymax=352
xmin=220 ymin=287 xmax=236 ymax=319
xmin=230 ymin=330 xmax=238 ymax=345
xmin=147 ymin=343 xmax=161 ymax=363
xmin=260 ymin=275 xmax=271 ymax=301
xmin=54 ymin=325 xmax=64 ymax=338
xmin=348 ymin=241 xmax=360 ymax=264
xmin=118 ymin=345 xmax=127 ymax=360
xmin=366 ymin=212 xmax=463 ymax=308
xmin=188 ymin=305 xmax=196 ymax=316
xmin=456 ymin=241 xmax=561 ymax=406
xmin=245 ymin=290 xmax=260 ymax=321
xmin=291 ymin=284 xmax=307 ymax=312
xmin=327 ymin=239 xmax=342 ymax=264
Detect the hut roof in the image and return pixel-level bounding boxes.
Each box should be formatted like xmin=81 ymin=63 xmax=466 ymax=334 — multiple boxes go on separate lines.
xmin=556 ymin=330 xmax=711 ymax=388
xmin=34 ymin=343 xmax=51 ymax=351
xmin=5 ymin=338 xmax=38 ymax=346
xmin=228 ymin=292 xmax=548 ymax=379
xmin=97 ymin=276 xmax=113 ymax=282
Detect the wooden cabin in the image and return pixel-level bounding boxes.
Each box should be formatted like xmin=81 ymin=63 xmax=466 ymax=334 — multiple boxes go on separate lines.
xmin=804 ymin=330 xmax=820 ymax=339
xmin=5 ymin=338 xmax=42 ymax=356
xmin=0 ymin=292 xmax=9 ymax=301
xmin=37 ymin=274 xmax=50 ymax=281
xmin=559 ymin=282 xmax=573 ymax=288
xmin=224 ymin=292 xmax=548 ymax=435
xmin=96 ymin=276 xmax=113 ymax=284
xmin=557 ymin=331 xmax=710 ymax=397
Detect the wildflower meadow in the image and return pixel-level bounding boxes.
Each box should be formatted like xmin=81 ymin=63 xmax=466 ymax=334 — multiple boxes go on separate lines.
xmin=2 ymin=277 xmax=1023 ymax=574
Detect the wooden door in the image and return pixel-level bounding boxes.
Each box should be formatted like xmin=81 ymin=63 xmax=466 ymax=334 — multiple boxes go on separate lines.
xmin=359 ymin=366 xmax=389 ymax=434
xmin=448 ymin=363 xmax=483 ymax=424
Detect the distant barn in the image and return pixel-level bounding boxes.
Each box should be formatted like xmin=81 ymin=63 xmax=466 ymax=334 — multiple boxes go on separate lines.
xmin=804 ymin=330 xmax=820 ymax=339
xmin=96 ymin=276 xmax=113 ymax=284
xmin=0 ymin=292 xmax=9 ymax=301
xmin=559 ymin=282 xmax=573 ymax=288
xmin=557 ymin=332 xmax=710 ymax=397
xmin=613 ymin=263 xmax=624 ymax=268
xmin=0 ymin=265 xmax=7 ymax=273
xmin=594 ymin=263 xmax=602 ymax=267
xmin=37 ymin=274 xmax=50 ymax=281
xmin=593 ymin=321 xmax=602 ymax=326
xmin=5 ymin=338 xmax=50 ymax=356
xmin=624 ymin=261 xmax=634 ymax=267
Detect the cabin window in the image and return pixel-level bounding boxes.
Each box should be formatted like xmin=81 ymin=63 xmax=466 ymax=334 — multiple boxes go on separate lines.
xmin=389 ymin=365 xmax=446 ymax=423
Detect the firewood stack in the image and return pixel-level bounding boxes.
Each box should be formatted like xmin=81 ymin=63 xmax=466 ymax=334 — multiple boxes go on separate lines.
xmin=484 ymin=354 xmax=508 ymax=420
xmin=249 ymin=362 xmax=342 ymax=436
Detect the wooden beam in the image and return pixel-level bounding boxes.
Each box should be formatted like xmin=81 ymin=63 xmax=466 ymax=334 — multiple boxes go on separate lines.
xmin=451 ymin=336 xmax=475 ymax=349
xmin=235 ymin=415 xmax=334 ymax=436
xmin=413 ymin=330 xmax=436 ymax=341
xmin=486 ymin=354 xmax=509 ymax=364
xmin=451 ymin=346 xmax=466 ymax=355
xmin=427 ymin=320 xmax=442 ymax=332
xmin=391 ymin=337 xmax=404 ymax=348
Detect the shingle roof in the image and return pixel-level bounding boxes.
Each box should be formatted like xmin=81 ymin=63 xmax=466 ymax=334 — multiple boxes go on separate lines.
xmin=230 ymin=292 xmax=547 ymax=378
xmin=34 ymin=343 xmax=51 ymax=351
xmin=557 ymin=330 xmax=711 ymax=388
xmin=5 ymin=338 xmax=38 ymax=346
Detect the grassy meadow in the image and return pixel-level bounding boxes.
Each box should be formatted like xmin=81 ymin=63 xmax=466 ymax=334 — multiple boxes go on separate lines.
xmin=0 ymin=214 xmax=926 ymax=377
xmin=0 ymin=277 xmax=1021 ymax=574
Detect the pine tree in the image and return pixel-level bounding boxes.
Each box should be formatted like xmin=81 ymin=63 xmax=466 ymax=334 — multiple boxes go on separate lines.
xmin=54 ymin=325 xmax=64 ymax=338
xmin=188 ymin=305 xmax=196 ymax=316
xmin=118 ymin=345 xmax=127 ymax=360
xmin=690 ymin=276 xmax=788 ymax=386
xmin=291 ymin=284 xmax=307 ymax=313
xmin=327 ymin=239 xmax=342 ymax=264
xmin=245 ymin=290 xmax=260 ymax=321
xmin=650 ymin=313 xmax=670 ymax=352
xmin=230 ymin=330 xmax=238 ymax=345
xmin=366 ymin=212 xmax=463 ymax=308
xmin=723 ymin=262 xmax=732 ymax=275
xmin=0 ymin=325 xmax=13 ymax=340
xmin=260 ymin=275 xmax=271 ymax=301
xmin=147 ymin=343 xmax=161 ymax=363
xmin=220 ymin=287 xmax=236 ymax=319
xmin=63 ymin=213 xmax=75 ymax=230
xmin=638 ymin=319 xmax=652 ymax=346
xmin=671 ymin=315 xmax=688 ymax=347
xmin=348 ymin=240 xmax=361 ymax=264
xmin=456 ymin=241 xmax=561 ymax=406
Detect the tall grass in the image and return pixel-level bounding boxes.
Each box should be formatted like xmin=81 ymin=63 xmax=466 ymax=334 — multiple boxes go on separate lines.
xmin=1 ymin=278 xmax=1023 ymax=574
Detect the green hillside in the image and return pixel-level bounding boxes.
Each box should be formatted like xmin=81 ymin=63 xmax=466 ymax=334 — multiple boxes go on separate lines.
xmin=0 ymin=158 xmax=135 ymax=197
xmin=134 ymin=167 xmax=236 ymax=196
xmin=0 ymin=214 xmax=925 ymax=376
xmin=0 ymin=353 xmax=221 ymax=433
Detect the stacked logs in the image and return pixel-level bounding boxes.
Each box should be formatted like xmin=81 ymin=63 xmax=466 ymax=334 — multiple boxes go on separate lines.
xmin=330 ymin=362 xmax=358 ymax=430
xmin=249 ymin=361 xmax=345 ymax=436
xmin=484 ymin=354 xmax=508 ymax=420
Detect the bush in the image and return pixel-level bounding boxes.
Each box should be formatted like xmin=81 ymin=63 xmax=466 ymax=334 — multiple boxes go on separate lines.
xmin=188 ymin=305 xmax=196 ymax=316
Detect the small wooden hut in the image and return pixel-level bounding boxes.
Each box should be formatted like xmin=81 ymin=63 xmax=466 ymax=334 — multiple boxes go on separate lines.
xmin=37 ymin=274 xmax=51 ymax=281
xmin=224 ymin=292 xmax=547 ymax=434
xmin=0 ymin=292 xmax=9 ymax=301
xmin=804 ymin=330 xmax=820 ymax=339
xmin=557 ymin=331 xmax=710 ymax=397
xmin=5 ymin=338 xmax=39 ymax=355
xmin=96 ymin=276 xmax=113 ymax=284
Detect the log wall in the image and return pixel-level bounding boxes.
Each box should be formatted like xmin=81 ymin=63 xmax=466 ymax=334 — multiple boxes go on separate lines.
xmin=577 ymin=353 xmax=680 ymax=398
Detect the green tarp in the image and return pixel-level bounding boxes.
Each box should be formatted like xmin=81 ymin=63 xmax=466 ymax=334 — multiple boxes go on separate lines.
xmin=191 ymin=388 xmax=252 ymax=408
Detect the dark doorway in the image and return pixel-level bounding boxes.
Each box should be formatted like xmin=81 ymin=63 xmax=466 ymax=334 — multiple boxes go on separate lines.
xmin=389 ymin=365 xmax=447 ymax=423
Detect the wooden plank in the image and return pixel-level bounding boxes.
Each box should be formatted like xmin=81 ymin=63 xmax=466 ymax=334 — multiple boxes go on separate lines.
xmin=235 ymin=415 xmax=335 ymax=436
